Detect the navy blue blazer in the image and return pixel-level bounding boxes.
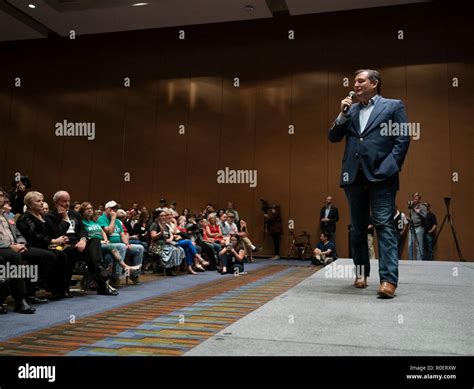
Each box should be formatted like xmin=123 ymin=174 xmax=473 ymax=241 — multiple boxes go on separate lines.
xmin=328 ymin=96 xmax=410 ymax=189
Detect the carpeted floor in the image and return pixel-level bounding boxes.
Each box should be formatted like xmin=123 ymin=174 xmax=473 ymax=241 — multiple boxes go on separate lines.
xmin=0 ymin=262 xmax=317 ymax=356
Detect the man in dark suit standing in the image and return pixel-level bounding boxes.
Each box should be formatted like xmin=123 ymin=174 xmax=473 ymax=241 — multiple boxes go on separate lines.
xmin=329 ymin=69 xmax=410 ymax=298
xmin=319 ymin=196 xmax=339 ymax=243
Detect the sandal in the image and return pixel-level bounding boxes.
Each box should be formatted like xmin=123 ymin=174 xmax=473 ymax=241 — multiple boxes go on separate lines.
xmin=194 ymin=264 xmax=206 ymax=272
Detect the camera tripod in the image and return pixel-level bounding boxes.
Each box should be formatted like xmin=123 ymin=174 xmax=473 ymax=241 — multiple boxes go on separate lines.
xmin=433 ymin=197 xmax=464 ymax=261
xmin=407 ymin=213 xmax=423 ymax=261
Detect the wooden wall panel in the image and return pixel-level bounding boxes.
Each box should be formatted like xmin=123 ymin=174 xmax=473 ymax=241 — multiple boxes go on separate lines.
xmin=117 ymin=36 xmax=159 ymax=210
xmin=2 ymin=44 xmax=40 ymax=193
xmin=251 ymin=29 xmax=292 ymax=255
xmin=446 ymin=62 xmax=473 ymax=261
xmin=217 ymin=41 xmax=257 ymax=228
xmin=0 ymin=44 xmax=13 ymax=187
xmin=152 ymin=46 xmax=189 ymax=213
xmin=184 ymin=40 xmax=222 ymax=214
xmin=87 ymin=38 xmax=128 ymax=208
xmin=29 ymin=42 xmax=70 ymax=205
xmin=289 ymin=70 xmax=330 ymax=250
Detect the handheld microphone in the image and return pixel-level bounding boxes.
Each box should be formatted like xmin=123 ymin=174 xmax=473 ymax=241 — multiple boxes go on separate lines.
xmin=343 ymin=91 xmax=355 ymax=114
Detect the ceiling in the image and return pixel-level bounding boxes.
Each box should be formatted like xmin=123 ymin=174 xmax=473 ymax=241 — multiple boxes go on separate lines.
xmin=0 ymin=0 xmax=430 ymax=42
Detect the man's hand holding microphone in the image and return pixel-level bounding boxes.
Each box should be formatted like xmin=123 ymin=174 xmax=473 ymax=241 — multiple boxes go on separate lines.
xmin=341 ymin=91 xmax=355 ymax=115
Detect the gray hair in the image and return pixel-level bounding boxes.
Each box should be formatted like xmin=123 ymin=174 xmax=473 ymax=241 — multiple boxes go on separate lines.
xmin=53 ymin=190 xmax=70 ymax=203
xmin=116 ymin=209 xmax=127 ymax=218
xmin=354 ymin=69 xmax=381 ymax=94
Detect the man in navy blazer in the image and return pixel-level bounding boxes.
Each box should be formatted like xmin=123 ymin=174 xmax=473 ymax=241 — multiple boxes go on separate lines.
xmin=329 ymin=69 xmax=410 ymax=298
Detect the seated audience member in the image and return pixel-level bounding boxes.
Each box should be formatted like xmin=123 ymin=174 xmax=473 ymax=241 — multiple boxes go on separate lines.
xmin=169 ymin=202 xmax=179 ymax=218
xmin=238 ymin=219 xmax=256 ymax=262
xmin=218 ymin=235 xmax=246 ymax=275
xmin=123 ymin=209 xmax=138 ymax=233
xmin=200 ymin=218 xmax=222 ymax=253
xmin=2 ymin=195 xmax=15 ymax=219
xmin=203 ymin=204 xmax=215 ymax=220
xmin=92 ymin=210 xmax=102 ymax=222
xmin=132 ymin=210 xmax=150 ymax=247
xmin=187 ymin=217 xmax=218 ymax=270
xmin=44 ymin=191 xmax=117 ymax=296
xmin=225 ymin=201 xmax=240 ymax=225
xmin=16 ymin=191 xmax=71 ymax=299
xmin=177 ymin=216 xmax=211 ymax=265
xmin=80 ymin=202 xmax=140 ymax=288
xmin=0 ymin=187 xmax=58 ymax=305
xmin=117 ymin=209 xmax=147 ymax=250
xmin=131 ymin=203 xmax=140 ymax=214
xmin=0 ymin=254 xmax=35 ymax=314
xmin=165 ymin=210 xmax=208 ymax=273
xmin=98 ymin=201 xmax=143 ymax=284
xmin=218 ymin=213 xmax=230 ymax=240
xmin=182 ymin=208 xmax=191 ymax=222
xmin=0 ymin=255 xmax=8 ymax=314
xmin=71 ymin=201 xmax=81 ymax=213
xmin=149 ymin=210 xmax=185 ymax=275
xmin=207 ymin=213 xmax=226 ymax=244
xmin=227 ymin=213 xmax=259 ymax=261
xmin=312 ymin=232 xmax=337 ymax=266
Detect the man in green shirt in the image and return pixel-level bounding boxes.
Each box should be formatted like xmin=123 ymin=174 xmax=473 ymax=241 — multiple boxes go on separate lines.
xmin=98 ymin=201 xmax=143 ymax=283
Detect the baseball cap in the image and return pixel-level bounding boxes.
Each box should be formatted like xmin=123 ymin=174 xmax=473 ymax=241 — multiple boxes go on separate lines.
xmin=105 ymin=200 xmax=118 ymax=209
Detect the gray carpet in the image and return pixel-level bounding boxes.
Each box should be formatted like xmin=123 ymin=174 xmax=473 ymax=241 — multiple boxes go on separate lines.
xmin=186 ymin=258 xmax=474 ymax=356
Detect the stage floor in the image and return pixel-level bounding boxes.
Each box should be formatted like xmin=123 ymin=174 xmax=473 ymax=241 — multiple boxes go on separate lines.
xmin=186 ymin=258 xmax=474 ymax=356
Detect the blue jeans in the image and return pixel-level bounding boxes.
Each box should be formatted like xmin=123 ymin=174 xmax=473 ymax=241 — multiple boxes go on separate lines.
xmin=102 ymin=243 xmax=127 ymax=278
xmin=218 ymin=253 xmax=244 ymax=273
xmin=126 ymin=244 xmax=144 ymax=277
xmin=423 ymin=232 xmax=434 ymax=260
xmin=408 ymin=226 xmax=425 ymax=261
xmin=129 ymin=239 xmax=148 ymax=251
xmin=344 ymin=170 xmax=399 ymax=285
xmin=176 ymin=239 xmax=197 ymax=266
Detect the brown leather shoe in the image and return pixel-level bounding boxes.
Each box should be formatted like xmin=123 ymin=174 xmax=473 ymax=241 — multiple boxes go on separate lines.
xmin=354 ymin=276 xmax=368 ymax=288
xmin=378 ymin=281 xmax=396 ymax=298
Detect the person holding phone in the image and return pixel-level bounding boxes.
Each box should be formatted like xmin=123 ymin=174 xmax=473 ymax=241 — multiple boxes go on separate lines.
xmin=218 ymin=235 xmax=246 ymax=275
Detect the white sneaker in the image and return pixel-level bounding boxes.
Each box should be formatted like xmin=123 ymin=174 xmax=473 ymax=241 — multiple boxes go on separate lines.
xmin=271 ymin=255 xmax=280 ymax=260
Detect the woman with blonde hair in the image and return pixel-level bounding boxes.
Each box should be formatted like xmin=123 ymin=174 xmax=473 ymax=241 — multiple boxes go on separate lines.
xmin=16 ymin=191 xmax=71 ymax=298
